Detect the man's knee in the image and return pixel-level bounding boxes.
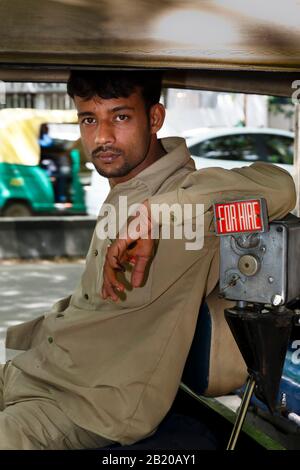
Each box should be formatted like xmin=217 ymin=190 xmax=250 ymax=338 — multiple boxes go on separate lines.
xmin=0 ymin=400 xmax=72 ymax=450
xmin=0 ymin=400 xmax=113 ymax=450
xmin=0 ymin=409 xmax=40 ymax=450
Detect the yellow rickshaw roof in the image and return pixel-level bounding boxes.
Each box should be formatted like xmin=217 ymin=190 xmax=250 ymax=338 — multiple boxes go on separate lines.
xmin=0 ymin=108 xmax=78 ymax=165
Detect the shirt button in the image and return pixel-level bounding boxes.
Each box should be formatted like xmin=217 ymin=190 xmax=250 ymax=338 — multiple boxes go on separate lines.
xmin=93 ymin=249 xmax=98 ymax=256
xmin=84 ymin=293 xmax=89 ymax=300
xmin=48 ymin=336 xmax=54 ymax=344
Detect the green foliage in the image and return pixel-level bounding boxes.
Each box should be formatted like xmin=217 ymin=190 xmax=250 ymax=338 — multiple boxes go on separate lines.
xmin=268 ymin=96 xmax=294 ymax=119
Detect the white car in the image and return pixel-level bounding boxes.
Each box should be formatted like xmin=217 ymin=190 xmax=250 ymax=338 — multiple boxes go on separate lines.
xmin=84 ymin=168 xmax=111 ymax=217
xmin=85 ymin=127 xmax=294 ymax=216
xmin=186 ymin=127 xmax=294 ymax=174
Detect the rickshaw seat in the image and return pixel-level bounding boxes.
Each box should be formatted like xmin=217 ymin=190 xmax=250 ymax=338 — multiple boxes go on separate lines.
xmin=182 ymin=286 xmax=247 ymax=397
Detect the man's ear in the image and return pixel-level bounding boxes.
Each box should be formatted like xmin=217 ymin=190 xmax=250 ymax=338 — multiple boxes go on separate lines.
xmin=149 ymin=103 xmax=165 ymax=134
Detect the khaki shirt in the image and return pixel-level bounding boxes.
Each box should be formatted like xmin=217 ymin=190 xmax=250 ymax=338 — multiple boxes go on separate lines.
xmin=6 ymin=137 xmax=296 ymax=445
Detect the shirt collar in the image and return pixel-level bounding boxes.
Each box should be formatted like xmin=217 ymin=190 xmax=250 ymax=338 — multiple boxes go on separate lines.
xmin=109 ymin=137 xmax=195 ymax=194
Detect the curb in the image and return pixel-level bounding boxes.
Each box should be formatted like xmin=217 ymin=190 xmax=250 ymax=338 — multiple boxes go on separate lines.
xmin=0 ymin=216 xmax=96 ymax=259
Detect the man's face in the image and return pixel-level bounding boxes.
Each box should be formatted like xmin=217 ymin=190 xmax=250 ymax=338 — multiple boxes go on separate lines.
xmin=75 ymin=89 xmax=154 ymax=182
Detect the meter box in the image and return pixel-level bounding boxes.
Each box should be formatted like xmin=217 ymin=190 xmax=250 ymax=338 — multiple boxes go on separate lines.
xmin=215 ymin=200 xmax=300 ymax=306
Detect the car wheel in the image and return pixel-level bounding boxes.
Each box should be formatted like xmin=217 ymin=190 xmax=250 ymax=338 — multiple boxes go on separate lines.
xmin=2 ymin=202 xmax=32 ymax=217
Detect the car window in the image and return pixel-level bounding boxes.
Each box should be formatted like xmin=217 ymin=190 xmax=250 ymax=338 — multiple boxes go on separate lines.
xmin=189 ymin=134 xmax=260 ymax=162
xmin=260 ymin=134 xmax=294 ymax=165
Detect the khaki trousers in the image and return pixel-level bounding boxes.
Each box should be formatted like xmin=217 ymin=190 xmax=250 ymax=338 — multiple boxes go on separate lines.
xmin=0 ymin=362 xmax=113 ymax=450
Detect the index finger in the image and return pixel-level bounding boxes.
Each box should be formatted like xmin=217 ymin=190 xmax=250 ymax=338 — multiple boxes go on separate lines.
xmin=131 ymin=255 xmax=151 ymax=287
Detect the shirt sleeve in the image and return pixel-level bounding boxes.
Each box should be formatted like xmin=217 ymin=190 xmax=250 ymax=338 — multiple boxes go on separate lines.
xmin=149 ymin=162 xmax=296 ymax=223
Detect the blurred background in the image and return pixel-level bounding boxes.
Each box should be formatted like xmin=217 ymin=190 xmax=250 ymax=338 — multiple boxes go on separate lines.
xmin=0 ymin=81 xmax=295 ymax=219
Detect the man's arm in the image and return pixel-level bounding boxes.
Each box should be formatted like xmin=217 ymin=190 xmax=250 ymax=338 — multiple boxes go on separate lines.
xmin=149 ymin=162 xmax=296 ymax=223
xmin=102 ymin=163 xmax=296 ymax=300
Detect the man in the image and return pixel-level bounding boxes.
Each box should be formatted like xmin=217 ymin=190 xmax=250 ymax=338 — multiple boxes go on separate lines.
xmin=0 ymin=70 xmax=296 ymax=450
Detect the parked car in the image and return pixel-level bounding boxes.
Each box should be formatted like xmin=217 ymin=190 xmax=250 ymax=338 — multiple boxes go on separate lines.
xmin=84 ymin=168 xmax=110 ymax=217
xmin=86 ymin=127 xmax=294 ymax=216
xmin=186 ymin=127 xmax=294 ymax=174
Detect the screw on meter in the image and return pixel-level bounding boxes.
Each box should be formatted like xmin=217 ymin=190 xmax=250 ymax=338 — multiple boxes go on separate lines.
xmin=271 ymin=294 xmax=284 ymax=306
xmin=238 ymin=255 xmax=260 ymax=276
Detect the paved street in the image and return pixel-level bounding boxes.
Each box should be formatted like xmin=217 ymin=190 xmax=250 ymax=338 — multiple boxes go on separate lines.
xmin=0 ymin=260 xmax=85 ymax=361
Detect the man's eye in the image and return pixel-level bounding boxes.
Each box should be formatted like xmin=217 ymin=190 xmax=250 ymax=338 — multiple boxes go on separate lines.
xmin=81 ymin=117 xmax=96 ymax=125
xmin=115 ymin=114 xmax=129 ymax=122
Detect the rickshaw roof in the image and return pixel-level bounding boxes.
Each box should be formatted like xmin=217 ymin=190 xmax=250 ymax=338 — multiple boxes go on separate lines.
xmin=0 ymin=1 xmax=299 ymax=96
xmin=0 ymin=108 xmax=77 ymax=165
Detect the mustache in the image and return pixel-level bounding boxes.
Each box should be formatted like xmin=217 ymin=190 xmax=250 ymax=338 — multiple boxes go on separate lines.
xmin=92 ymin=146 xmax=123 ymax=158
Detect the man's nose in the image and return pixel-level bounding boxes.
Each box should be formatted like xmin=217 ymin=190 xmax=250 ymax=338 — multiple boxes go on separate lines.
xmin=94 ymin=122 xmax=115 ymax=146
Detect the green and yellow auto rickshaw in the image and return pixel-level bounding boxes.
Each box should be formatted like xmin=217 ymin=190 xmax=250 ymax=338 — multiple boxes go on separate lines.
xmin=0 ymin=108 xmax=86 ymax=216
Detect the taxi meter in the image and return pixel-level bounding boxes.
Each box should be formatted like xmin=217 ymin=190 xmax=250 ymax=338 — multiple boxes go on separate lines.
xmin=213 ymin=198 xmax=300 ymax=450
xmin=214 ymin=198 xmax=300 ymax=305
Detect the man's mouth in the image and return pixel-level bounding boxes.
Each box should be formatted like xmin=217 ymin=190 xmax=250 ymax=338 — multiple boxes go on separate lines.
xmin=95 ymin=152 xmax=121 ymax=163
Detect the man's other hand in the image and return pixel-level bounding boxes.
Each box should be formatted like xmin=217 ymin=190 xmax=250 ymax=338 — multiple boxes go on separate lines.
xmin=101 ymin=201 xmax=155 ymax=301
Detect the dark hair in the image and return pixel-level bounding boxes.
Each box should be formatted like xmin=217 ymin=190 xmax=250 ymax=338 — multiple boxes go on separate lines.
xmin=67 ymin=70 xmax=163 ymax=111
xmin=39 ymin=123 xmax=49 ymax=138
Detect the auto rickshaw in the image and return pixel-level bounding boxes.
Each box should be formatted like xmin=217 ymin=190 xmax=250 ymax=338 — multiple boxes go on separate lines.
xmin=0 ymin=108 xmax=86 ymax=216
